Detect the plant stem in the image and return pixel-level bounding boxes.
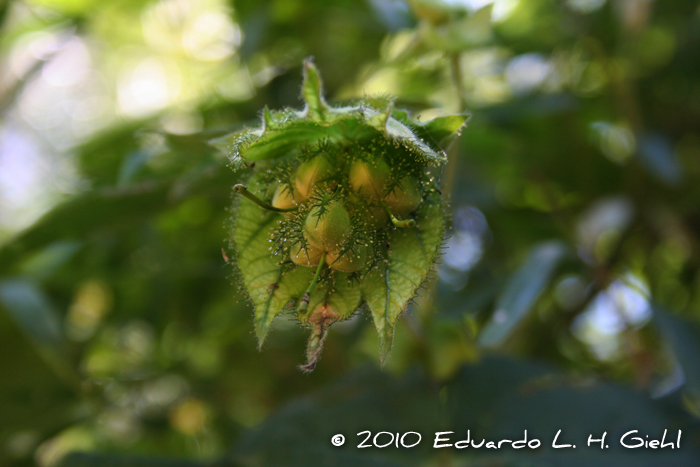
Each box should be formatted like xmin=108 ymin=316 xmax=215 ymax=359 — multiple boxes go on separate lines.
xmin=380 ymin=201 xmax=416 ymax=228
xmin=449 ymin=52 xmax=465 ymax=113
xmin=297 ymin=252 xmax=326 ymax=315
xmin=233 ymin=184 xmax=299 ymax=213
xmin=299 ymin=323 xmax=330 ymax=373
xmin=443 ymin=52 xmax=467 ymax=199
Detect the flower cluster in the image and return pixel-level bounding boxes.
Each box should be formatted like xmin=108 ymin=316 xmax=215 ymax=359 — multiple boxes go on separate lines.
xmin=213 ymin=59 xmax=467 ymax=371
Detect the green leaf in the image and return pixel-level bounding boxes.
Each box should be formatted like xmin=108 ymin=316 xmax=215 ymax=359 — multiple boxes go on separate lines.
xmin=211 ymin=117 xmax=322 ymax=165
xmin=0 ymin=290 xmax=78 ymax=453
xmin=383 ymin=114 xmax=449 ymax=163
xmin=638 ymin=134 xmax=683 ymax=187
xmin=231 ymin=356 xmax=700 ymax=466
xmin=306 ymin=273 xmax=362 ymax=323
xmin=391 ymin=109 xmax=470 ymax=152
xmin=74 ymin=122 xmax=142 ymax=186
xmin=0 ymin=184 xmax=171 ymax=274
xmin=361 ymin=192 xmax=445 ymax=362
xmin=653 ymin=306 xmax=700 ymax=400
xmin=17 ymin=241 xmax=83 ymax=281
xmin=233 ymin=218 xmax=304 ymax=346
xmin=212 ymin=109 xmax=452 ymax=166
xmin=0 ymin=279 xmax=65 ymax=353
xmin=232 ymin=367 xmax=441 ymax=467
xmin=0 ymin=278 xmax=78 ymax=387
xmin=116 ymin=150 xmax=150 ymax=187
xmin=57 ymin=453 xmax=208 ymax=467
xmin=421 ymin=114 xmax=471 ymax=147
xmin=211 ymin=66 xmax=455 ymax=167
xmin=478 ymin=241 xmax=566 ymax=348
xmin=422 ymin=4 xmax=494 ymax=52
xmin=231 ymin=178 xmax=311 ymax=346
xmin=448 ymin=355 xmax=700 ymax=464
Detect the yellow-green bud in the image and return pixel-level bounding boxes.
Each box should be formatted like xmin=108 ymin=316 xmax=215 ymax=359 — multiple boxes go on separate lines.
xmin=349 ymin=159 xmax=391 ymax=201
xmin=271 ymin=184 xmax=302 ymax=210
xmin=325 ymin=244 xmax=368 ymax=272
xmin=383 ymin=178 xmax=422 ymax=217
xmin=303 ymin=200 xmax=351 ymax=251
xmin=289 ymin=241 xmax=324 ymax=267
xmin=295 ymin=157 xmax=333 ymax=200
xmin=347 ymin=191 xmax=388 ymax=228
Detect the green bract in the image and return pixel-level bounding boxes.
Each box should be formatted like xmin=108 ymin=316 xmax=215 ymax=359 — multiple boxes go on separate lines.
xmin=212 ymin=59 xmax=468 ymax=371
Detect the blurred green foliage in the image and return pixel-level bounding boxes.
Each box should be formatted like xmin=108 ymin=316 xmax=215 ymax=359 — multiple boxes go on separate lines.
xmin=1 ymin=0 xmax=700 ymax=466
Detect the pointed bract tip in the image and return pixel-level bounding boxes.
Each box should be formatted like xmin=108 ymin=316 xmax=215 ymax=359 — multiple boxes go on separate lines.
xmin=303 ymin=56 xmax=316 ymax=68
xmin=298 ymin=361 xmax=317 ymax=373
xmin=379 ymin=348 xmax=390 ymax=367
xmin=255 ymin=324 xmax=270 ymax=351
xmin=377 ymin=333 xmax=394 ymax=366
xmin=383 ymin=101 xmax=394 ymax=116
xmin=369 ymin=102 xmax=394 ymax=132
xmin=262 ymin=106 xmax=274 ymax=131
xmin=301 ymin=57 xmax=329 ymax=121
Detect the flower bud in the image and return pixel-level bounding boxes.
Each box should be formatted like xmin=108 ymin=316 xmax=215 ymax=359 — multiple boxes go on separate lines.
xmin=220 ymin=61 xmax=466 ymax=372
xmin=347 ymin=192 xmax=388 ymax=228
xmin=271 ymin=184 xmax=303 ymax=210
xmin=325 ymin=244 xmax=368 ymax=272
xmin=303 ymin=200 xmax=351 ymax=251
xmin=289 ymin=241 xmax=324 ymax=267
xmin=295 ymin=156 xmax=333 ymax=200
xmin=383 ymin=178 xmax=422 ymax=217
xmin=349 ymin=159 xmax=391 ymax=201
